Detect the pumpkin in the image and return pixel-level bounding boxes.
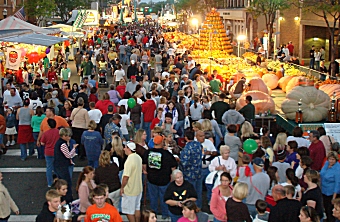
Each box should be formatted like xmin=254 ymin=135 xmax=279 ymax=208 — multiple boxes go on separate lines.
xmin=319 ymin=84 xmax=340 ymax=100
xmin=245 ymin=73 xmax=260 ymax=79
xmin=285 ymin=76 xmax=305 ymax=93
xmin=248 ymin=77 xmax=269 ymax=94
xmin=278 ymin=76 xmax=294 ymax=92
xmin=262 ymin=74 xmax=279 ymax=90
xmin=281 ymin=86 xmax=330 ymax=122
xmin=276 ymin=70 xmax=283 ymax=79
xmin=236 ymin=91 xmax=275 ymax=114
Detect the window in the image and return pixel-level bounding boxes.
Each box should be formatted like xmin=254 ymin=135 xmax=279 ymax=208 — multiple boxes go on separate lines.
xmin=4 ymin=0 xmax=8 ymax=5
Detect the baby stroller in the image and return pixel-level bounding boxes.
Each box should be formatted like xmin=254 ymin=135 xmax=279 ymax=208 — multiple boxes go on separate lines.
xmin=98 ymin=69 xmax=108 ymax=88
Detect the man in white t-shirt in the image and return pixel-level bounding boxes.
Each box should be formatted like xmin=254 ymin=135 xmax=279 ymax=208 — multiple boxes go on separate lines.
xmin=114 ymin=64 xmax=125 ymax=85
xmin=187 ymin=56 xmax=196 ymax=71
xmin=161 ymin=68 xmax=170 ymax=79
xmin=88 ymin=102 xmax=102 ymax=124
xmin=196 ymin=131 xmax=218 ymax=203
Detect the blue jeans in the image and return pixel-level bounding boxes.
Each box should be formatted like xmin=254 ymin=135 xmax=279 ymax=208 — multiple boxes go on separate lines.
xmin=218 ymin=124 xmax=226 ymax=138
xmin=246 ymin=204 xmax=257 ymax=219
xmin=187 ymin=177 xmax=203 ymax=208
xmin=88 ymin=160 xmax=99 ymax=168
xmin=33 ymin=132 xmax=44 ymax=159
xmin=134 ymin=123 xmax=141 ymax=131
xmin=120 ymin=53 xmax=126 ymax=64
xmin=123 ymin=134 xmax=130 ymax=141
xmin=215 ymin=135 xmax=221 ymax=148
xmin=20 ymin=142 xmax=34 ymax=160
xmin=143 ymin=121 xmax=151 ymax=143
xmin=201 ymin=168 xmax=212 ymax=201
xmin=310 ymin=58 xmax=315 ymax=69
xmin=169 ymin=210 xmax=182 ymax=222
xmin=69 ymin=165 xmax=74 ymax=180
xmin=148 ymin=182 xmax=169 ymax=217
xmin=126 ymin=54 xmax=131 ymax=65
xmin=0 ymin=218 xmax=9 ymax=222
xmin=213 ymin=218 xmax=223 ymax=222
xmin=175 ymin=120 xmax=185 ymax=137
xmin=45 ymin=156 xmax=54 ymax=186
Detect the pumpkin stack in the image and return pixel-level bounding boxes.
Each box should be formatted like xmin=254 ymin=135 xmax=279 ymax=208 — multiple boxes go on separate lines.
xmin=195 ymin=8 xmax=233 ymax=54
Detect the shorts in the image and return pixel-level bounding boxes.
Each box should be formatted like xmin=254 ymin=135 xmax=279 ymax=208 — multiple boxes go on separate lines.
xmin=121 ymin=192 xmax=142 ymax=215
xmin=0 ymin=134 xmax=3 ymax=145
xmin=5 ymin=127 xmax=17 ymax=135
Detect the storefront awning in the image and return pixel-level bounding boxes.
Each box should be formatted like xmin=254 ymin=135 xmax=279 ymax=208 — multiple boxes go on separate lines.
xmin=0 ymin=33 xmax=67 ymax=46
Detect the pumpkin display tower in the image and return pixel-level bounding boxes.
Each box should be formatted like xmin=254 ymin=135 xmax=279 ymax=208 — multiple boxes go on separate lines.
xmin=195 ymin=8 xmax=233 ymax=55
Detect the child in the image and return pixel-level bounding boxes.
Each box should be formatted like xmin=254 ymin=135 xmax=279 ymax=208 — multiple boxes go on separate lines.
xmin=88 ymin=87 xmax=99 ymax=103
xmin=163 ymin=129 xmax=180 ymax=154
xmin=284 ymin=185 xmax=296 ymax=199
xmin=5 ymin=107 xmax=16 ymax=147
xmin=150 ymin=108 xmax=163 ymax=130
xmin=237 ymin=154 xmax=252 ymax=183
xmin=202 ymin=95 xmax=211 ymax=110
xmin=0 ymin=113 xmax=6 ymax=154
xmin=53 ymin=178 xmax=68 ymax=205
xmin=96 ymin=183 xmax=113 ymax=205
xmin=253 ymin=199 xmax=269 ymax=222
xmin=148 ymin=126 xmax=163 ymax=149
xmin=161 ymin=113 xmax=176 ymax=137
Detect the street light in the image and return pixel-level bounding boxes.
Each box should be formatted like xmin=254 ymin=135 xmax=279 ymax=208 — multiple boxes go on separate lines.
xmin=191 ymin=18 xmax=198 ymax=32
xmin=237 ymin=34 xmax=246 ymax=57
xmin=3 ymin=9 xmax=7 ymax=19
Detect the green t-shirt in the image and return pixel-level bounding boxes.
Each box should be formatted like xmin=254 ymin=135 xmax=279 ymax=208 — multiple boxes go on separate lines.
xmin=209 ymin=79 xmax=222 ymax=93
xmin=61 ymin=68 xmax=71 ymax=80
xmin=81 ymin=61 xmax=94 ymax=76
xmin=43 ymin=58 xmax=49 ymax=69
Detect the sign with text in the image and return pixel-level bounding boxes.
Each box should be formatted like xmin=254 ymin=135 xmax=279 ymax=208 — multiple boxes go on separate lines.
xmin=298 ymin=123 xmax=324 ymax=136
xmin=323 ymin=123 xmax=340 ymax=143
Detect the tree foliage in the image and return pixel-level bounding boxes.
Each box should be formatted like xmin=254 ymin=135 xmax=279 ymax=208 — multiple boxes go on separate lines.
xmin=302 ymin=0 xmax=340 ymax=76
xmin=25 ymin=0 xmax=56 ymax=26
xmin=54 ymin=0 xmax=87 ymax=22
xmin=247 ymin=0 xmax=290 ymax=55
xmin=175 ymin=0 xmax=223 ymax=15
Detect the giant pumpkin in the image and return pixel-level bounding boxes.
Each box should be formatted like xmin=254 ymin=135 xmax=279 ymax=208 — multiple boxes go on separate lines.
xmin=236 ymin=91 xmax=275 ymax=114
xmin=248 ymin=78 xmax=269 ymax=94
xmin=278 ymin=76 xmax=294 ymax=92
xmin=285 ymin=76 xmax=304 ymax=93
xmin=319 ymin=84 xmax=340 ymax=100
xmin=281 ymin=86 xmax=330 ymax=122
xmin=262 ymin=74 xmax=279 ymax=90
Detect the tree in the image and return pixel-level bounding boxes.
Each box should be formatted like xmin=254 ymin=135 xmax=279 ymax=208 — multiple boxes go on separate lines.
xmin=247 ymin=0 xmax=290 ymax=56
xmin=301 ymin=0 xmax=340 ymax=76
xmin=25 ymin=0 xmax=56 ymax=26
xmin=175 ymin=0 xmax=223 ymax=15
xmin=54 ymin=0 xmax=87 ymax=22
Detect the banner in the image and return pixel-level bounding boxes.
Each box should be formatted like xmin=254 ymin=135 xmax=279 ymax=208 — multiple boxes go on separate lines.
xmin=298 ymin=123 xmax=324 ymax=137
xmin=324 ymin=123 xmax=340 ymax=143
xmin=5 ymin=48 xmax=21 ymax=70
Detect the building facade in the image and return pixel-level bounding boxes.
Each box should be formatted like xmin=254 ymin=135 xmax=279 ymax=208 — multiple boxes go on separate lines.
xmin=0 ymin=0 xmax=24 ymax=19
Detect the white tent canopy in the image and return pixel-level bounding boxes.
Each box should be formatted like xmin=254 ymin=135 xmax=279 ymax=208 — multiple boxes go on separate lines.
xmin=0 ymin=33 xmax=67 ymax=46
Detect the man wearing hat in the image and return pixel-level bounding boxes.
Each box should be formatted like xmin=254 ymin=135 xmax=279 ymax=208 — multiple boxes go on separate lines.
xmin=180 ymin=74 xmax=188 ymax=90
xmin=121 ymin=141 xmax=143 ymax=222
xmin=142 ymin=135 xmax=178 ymax=219
xmin=272 ymin=150 xmax=291 ymax=183
xmin=127 ymin=60 xmax=138 ymax=80
xmin=244 ymin=157 xmax=270 ymax=218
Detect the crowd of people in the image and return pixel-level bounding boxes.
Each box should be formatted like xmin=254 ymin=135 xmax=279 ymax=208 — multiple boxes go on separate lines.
xmin=0 ymin=25 xmax=340 ymax=222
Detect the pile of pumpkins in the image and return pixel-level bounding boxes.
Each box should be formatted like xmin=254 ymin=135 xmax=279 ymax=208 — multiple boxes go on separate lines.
xmin=231 ymin=70 xmax=333 ymax=122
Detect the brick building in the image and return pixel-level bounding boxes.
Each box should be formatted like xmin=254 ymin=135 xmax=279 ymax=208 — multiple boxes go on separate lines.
xmin=0 ymin=0 xmax=24 ymax=20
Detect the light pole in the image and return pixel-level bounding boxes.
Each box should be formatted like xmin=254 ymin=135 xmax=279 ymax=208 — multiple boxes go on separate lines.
xmin=237 ymin=34 xmax=246 ymax=57
xmin=3 ymin=9 xmax=7 ymax=19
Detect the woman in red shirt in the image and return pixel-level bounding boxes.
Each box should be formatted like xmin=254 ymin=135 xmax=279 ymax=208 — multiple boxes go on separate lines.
xmin=116 ymin=79 xmax=126 ymax=98
xmin=47 ymin=66 xmax=58 ymax=82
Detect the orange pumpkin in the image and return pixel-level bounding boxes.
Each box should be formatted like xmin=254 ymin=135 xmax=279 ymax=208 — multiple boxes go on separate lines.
xmin=236 ymin=91 xmax=275 ymax=114
xmin=278 ymin=76 xmax=294 ymax=92
xmin=276 ymin=70 xmax=283 ymax=79
xmin=319 ymin=84 xmax=340 ymax=100
xmin=285 ymin=76 xmax=304 ymax=93
xmin=248 ymin=77 xmax=269 ymax=94
xmin=262 ymin=74 xmax=279 ymax=90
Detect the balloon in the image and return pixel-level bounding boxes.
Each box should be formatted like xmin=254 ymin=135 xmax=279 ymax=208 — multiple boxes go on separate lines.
xmin=127 ymin=98 xmax=136 ymax=109
xmin=20 ymin=48 xmax=26 ymax=57
xmin=45 ymin=47 xmax=50 ymax=54
xmin=28 ymin=52 xmax=40 ymax=64
xmin=243 ymin=139 xmax=258 ymax=154
xmin=39 ymin=52 xmax=46 ymax=59
xmin=64 ymin=40 xmax=70 ymax=47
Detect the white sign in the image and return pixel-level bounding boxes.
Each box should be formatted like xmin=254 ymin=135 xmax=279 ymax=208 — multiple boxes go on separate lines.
xmin=79 ymin=10 xmax=99 ymax=26
xmin=5 ymin=48 xmax=21 ymax=70
xmin=324 ymin=123 xmax=340 ymax=143
xmin=263 ymin=37 xmax=268 ymax=51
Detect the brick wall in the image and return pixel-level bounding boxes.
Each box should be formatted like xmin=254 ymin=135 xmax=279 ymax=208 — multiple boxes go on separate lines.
xmin=279 ymin=6 xmax=300 ymax=56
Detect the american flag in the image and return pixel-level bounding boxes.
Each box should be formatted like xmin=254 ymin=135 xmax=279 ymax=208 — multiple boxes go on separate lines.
xmin=14 ymin=7 xmax=26 ymax=21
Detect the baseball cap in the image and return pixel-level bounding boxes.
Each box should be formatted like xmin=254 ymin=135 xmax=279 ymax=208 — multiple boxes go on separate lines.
xmin=131 ymin=75 xmax=136 ymax=79
xmin=253 ymin=157 xmax=264 ymax=167
xmin=154 ymin=135 xmax=164 ymax=145
xmin=131 ymin=60 xmax=135 ymax=64
xmin=126 ymin=141 xmax=136 ymax=151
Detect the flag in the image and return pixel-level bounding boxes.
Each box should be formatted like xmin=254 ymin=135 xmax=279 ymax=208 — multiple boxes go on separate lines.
xmin=78 ymin=10 xmax=87 ymax=28
xmin=73 ymin=10 xmax=87 ymax=28
xmin=73 ymin=11 xmax=83 ymax=28
xmin=14 ymin=6 xmax=26 ymax=21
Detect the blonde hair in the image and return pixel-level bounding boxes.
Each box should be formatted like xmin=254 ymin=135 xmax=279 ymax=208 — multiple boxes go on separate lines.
xmin=99 ymin=150 xmax=111 ymax=167
xmin=88 ymin=120 xmax=97 ymax=130
xmin=192 ymin=122 xmax=202 ymax=130
xmin=201 ymin=120 xmax=213 ymax=132
xmin=134 ymin=129 xmax=146 ymax=145
xmin=160 ymin=97 xmax=167 ymax=104
xmin=273 ymin=132 xmax=287 ymax=151
xmin=232 ymin=182 xmax=249 ymax=200
xmin=241 ymin=121 xmax=255 ymax=138
xmin=46 ymin=189 xmax=61 ymax=202
xmin=220 ymin=145 xmax=231 ymax=154
xmin=48 ymin=99 xmax=56 ymax=108
xmin=111 ymin=136 xmax=124 ymax=158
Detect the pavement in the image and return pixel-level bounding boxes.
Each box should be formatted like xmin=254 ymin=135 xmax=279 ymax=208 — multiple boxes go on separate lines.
xmin=0 ymin=61 xmax=212 ymax=221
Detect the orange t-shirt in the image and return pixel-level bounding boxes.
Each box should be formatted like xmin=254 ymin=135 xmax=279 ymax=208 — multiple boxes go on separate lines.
xmin=63 ymin=89 xmax=70 ymax=98
xmin=40 ymin=116 xmax=69 ymax=133
xmin=85 ymin=203 xmax=122 ymax=222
